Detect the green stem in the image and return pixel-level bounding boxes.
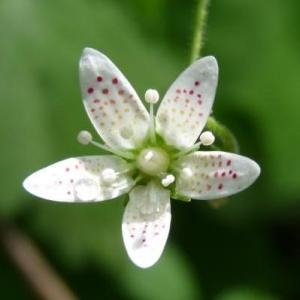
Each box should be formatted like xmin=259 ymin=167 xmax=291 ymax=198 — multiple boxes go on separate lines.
xmin=190 ymin=0 xmax=211 ymax=63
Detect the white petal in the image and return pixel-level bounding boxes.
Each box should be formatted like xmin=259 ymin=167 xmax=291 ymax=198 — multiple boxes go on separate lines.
xmin=175 ymin=151 xmax=260 ymax=200
xmin=156 ymin=56 xmax=218 ymax=149
xmin=79 ymin=48 xmax=150 ymax=150
xmin=122 ymin=181 xmax=171 ymax=268
xmin=23 ymin=156 xmax=134 ymax=202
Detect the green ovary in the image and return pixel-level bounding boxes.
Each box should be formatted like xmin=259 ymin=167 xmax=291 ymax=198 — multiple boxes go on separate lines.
xmin=137 ymin=147 xmax=170 ymax=176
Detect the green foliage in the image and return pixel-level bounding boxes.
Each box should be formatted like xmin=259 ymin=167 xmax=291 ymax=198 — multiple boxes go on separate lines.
xmin=1 ymin=0 xmax=300 ymax=299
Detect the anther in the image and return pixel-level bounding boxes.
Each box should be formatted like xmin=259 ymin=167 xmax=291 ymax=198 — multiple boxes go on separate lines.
xmin=145 ymin=89 xmax=159 ymax=104
xmin=161 ymin=174 xmax=175 ymax=187
xmin=77 ymin=130 xmax=92 ymax=145
xmin=199 ymin=131 xmax=215 ymax=146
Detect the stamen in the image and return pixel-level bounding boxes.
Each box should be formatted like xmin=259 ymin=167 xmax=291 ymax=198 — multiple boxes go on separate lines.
xmin=77 ymin=130 xmax=92 ymax=145
xmin=77 ymin=130 xmax=135 ymax=160
xmin=173 ymin=131 xmax=215 ymax=159
xmin=145 ymin=89 xmax=159 ymax=144
xmin=161 ymin=174 xmax=175 ymax=187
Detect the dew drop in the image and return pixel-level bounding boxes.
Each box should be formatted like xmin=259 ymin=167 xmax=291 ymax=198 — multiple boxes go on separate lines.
xmin=74 ymin=178 xmax=99 ymax=201
xmin=120 ymin=126 xmax=133 ymax=139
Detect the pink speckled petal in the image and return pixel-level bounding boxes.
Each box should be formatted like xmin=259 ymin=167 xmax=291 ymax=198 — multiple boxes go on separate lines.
xmin=23 ymin=156 xmax=134 ymax=202
xmin=79 ymin=48 xmax=150 ymax=150
xmin=122 ymin=181 xmax=171 ymax=268
xmin=175 ymin=151 xmax=260 ymax=200
xmin=156 ymin=56 xmax=218 ymax=150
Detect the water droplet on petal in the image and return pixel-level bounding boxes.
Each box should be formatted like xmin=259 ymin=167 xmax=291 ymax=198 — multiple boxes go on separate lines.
xmin=74 ymin=178 xmax=99 ymax=201
xmin=120 ymin=126 xmax=133 ymax=139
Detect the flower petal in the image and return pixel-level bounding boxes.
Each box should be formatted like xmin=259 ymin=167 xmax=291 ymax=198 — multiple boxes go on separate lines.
xmin=122 ymin=181 xmax=171 ymax=268
xmin=175 ymin=151 xmax=260 ymax=200
xmin=79 ymin=48 xmax=150 ymax=150
xmin=23 ymin=156 xmax=134 ymax=202
xmin=156 ymin=56 xmax=218 ymax=149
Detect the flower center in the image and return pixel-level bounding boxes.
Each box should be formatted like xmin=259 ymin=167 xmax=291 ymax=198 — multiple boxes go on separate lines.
xmin=137 ymin=147 xmax=170 ymax=176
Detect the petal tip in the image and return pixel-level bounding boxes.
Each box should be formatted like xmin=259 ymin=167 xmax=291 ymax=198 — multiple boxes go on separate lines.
xmin=81 ymin=47 xmax=98 ymax=57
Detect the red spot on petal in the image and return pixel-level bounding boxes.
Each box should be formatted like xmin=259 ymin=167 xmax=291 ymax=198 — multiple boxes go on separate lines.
xmin=97 ymin=76 xmax=103 ymax=82
xmin=214 ymin=171 xmax=218 ymax=178
xmin=109 ymin=99 xmax=116 ymax=105
xmin=176 ymin=89 xmax=181 ymax=94
xmin=102 ymin=88 xmax=109 ymax=94
xmin=232 ymin=173 xmax=237 ymax=179
xmin=197 ymin=94 xmax=202 ymax=98
xmin=65 ymin=168 xmax=70 ymax=172
xmin=198 ymin=100 xmax=202 ymax=105
xmin=87 ymin=87 xmax=94 ymax=94
xmin=93 ymin=99 xmax=100 ymax=103
xmin=118 ymin=90 xmax=124 ymax=95
xmin=70 ymin=179 xmax=74 ymax=183
xmin=218 ymin=183 xmax=223 ymax=190
xmin=183 ymin=89 xmax=187 ymax=93
xmin=221 ymin=172 xmax=226 ymax=177
xmin=189 ymin=90 xmax=194 ymax=95
xmin=207 ymin=184 xmax=212 ymax=190
xmin=112 ymin=78 xmax=118 ymax=84
xmin=67 ymin=191 xmax=71 ymax=195
xmin=227 ymin=160 xmax=232 ymax=166
xmin=229 ymin=170 xmax=233 ymax=175
xmin=218 ymin=161 xmax=222 ymax=167
xmin=195 ymin=81 xmax=200 ymax=86
xmin=130 ymin=234 xmax=134 ymax=238
xmin=91 ymin=108 xmax=95 ymax=112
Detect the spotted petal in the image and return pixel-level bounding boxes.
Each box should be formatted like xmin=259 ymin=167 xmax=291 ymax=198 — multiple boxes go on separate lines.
xmin=79 ymin=48 xmax=150 ymax=150
xmin=122 ymin=181 xmax=171 ymax=268
xmin=175 ymin=151 xmax=260 ymax=200
xmin=156 ymin=56 xmax=218 ymax=149
xmin=23 ymin=156 xmax=134 ymax=202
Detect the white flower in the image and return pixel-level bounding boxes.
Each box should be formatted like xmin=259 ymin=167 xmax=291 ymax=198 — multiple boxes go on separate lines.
xmin=23 ymin=48 xmax=260 ymax=268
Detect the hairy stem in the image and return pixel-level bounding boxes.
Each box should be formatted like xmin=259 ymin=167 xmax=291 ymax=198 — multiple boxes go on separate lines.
xmin=190 ymin=0 xmax=211 ymax=62
xmin=0 ymin=221 xmax=78 ymax=300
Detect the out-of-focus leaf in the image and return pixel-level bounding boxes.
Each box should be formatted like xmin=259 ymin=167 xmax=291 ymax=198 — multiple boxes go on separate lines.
xmin=206 ymin=0 xmax=300 ymax=206
xmin=215 ymin=287 xmax=279 ymax=300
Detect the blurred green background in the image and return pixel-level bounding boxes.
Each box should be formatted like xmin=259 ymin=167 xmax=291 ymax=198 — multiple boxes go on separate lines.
xmin=1 ymin=0 xmax=299 ymax=299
